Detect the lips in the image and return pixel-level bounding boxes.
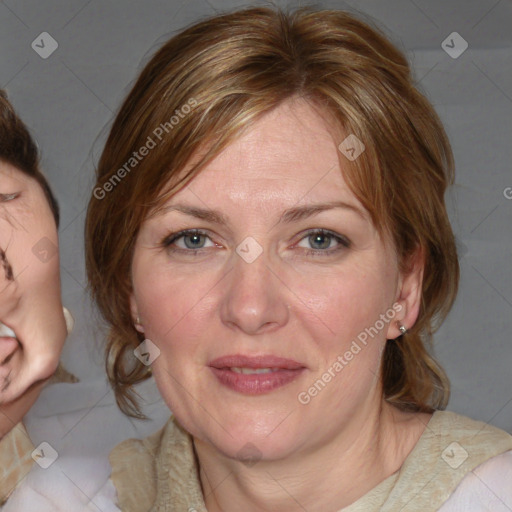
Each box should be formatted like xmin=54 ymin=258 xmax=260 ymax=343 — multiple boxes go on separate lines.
xmin=209 ymin=354 xmax=305 ymax=394
xmin=209 ymin=354 xmax=304 ymax=370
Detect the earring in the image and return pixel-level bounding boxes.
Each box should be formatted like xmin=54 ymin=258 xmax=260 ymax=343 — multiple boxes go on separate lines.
xmin=398 ymin=324 xmax=407 ymax=335
xmin=134 ymin=316 xmax=145 ymax=333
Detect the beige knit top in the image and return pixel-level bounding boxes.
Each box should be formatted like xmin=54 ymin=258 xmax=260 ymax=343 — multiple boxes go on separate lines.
xmin=109 ymin=410 xmax=512 ymax=512
xmin=0 ymin=423 xmax=34 ymax=505
xmin=0 ymin=363 xmax=78 ymax=505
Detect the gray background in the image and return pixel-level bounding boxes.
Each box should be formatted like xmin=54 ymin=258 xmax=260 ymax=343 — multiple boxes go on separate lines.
xmin=1 ymin=0 xmax=511 ymax=437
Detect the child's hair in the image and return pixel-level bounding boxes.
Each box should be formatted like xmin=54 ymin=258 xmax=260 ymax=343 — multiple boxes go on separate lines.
xmin=0 ymin=90 xmax=59 ymax=227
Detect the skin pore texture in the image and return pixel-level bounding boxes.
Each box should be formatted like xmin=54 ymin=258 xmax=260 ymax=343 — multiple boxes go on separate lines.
xmin=129 ymin=97 xmax=432 ymax=512
xmin=0 ymin=161 xmax=66 ymax=438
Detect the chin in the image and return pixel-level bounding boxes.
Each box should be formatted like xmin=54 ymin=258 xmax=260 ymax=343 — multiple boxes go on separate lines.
xmin=202 ymin=413 xmax=306 ymax=463
xmin=217 ymin=431 xmax=299 ymax=465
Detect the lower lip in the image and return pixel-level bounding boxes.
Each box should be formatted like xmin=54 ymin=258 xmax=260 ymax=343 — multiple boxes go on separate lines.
xmin=210 ymin=367 xmax=305 ymax=395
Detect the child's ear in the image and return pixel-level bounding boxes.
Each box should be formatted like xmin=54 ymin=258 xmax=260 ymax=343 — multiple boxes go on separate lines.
xmin=129 ymin=293 xmax=144 ymax=333
xmin=386 ymin=246 xmax=424 ymax=339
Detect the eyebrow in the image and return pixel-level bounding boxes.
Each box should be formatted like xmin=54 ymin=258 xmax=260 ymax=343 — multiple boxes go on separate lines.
xmin=156 ymin=200 xmax=365 ymax=226
xmin=279 ymin=201 xmax=365 ymax=223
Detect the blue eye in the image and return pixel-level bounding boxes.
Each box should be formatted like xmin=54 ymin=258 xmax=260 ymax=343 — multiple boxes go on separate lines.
xmin=162 ymin=229 xmax=213 ymax=251
xmin=308 ymin=232 xmax=332 ymax=250
xmin=160 ymin=228 xmax=350 ymax=257
xmin=297 ymin=229 xmax=350 ymax=255
xmin=180 ymin=231 xmax=208 ymax=249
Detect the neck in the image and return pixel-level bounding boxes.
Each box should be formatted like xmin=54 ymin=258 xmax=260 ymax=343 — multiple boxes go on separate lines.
xmin=194 ymin=400 xmax=432 ymax=512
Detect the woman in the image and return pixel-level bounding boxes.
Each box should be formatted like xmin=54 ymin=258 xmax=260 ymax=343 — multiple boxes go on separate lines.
xmin=85 ymin=7 xmax=512 ymax=511
xmin=0 ymin=90 xmax=72 ymax=502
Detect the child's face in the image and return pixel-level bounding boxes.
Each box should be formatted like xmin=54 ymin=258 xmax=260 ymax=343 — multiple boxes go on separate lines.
xmin=0 ymin=161 xmax=67 ymax=433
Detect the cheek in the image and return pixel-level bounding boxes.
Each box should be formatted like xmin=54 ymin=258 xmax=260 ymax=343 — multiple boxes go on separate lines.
xmin=292 ymin=262 xmax=396 ymax=408
xmin=292 ymin=262 xmax=393 ymax=348
xmin=137 ymin=269 xmax=217 ymax=426
xmin=2 ymin=218 xmax=59 ymax=287
xmin=133 ymin=263 xmax=217 ymax=356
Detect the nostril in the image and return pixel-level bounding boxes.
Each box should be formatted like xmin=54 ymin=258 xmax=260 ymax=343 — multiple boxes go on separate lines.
xmin=0 ymin=248 xmax=14 ymax=281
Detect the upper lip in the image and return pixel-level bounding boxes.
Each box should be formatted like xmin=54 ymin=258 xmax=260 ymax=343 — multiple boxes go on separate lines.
xmin=209 ymin=354 xmax=304 ymax=370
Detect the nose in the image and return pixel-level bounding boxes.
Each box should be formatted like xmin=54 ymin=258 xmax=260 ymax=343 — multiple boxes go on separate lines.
xmin=220 ymin=245 xmax=290 ymax=335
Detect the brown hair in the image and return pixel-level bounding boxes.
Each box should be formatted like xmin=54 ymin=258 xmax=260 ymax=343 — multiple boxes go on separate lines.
xmin=85 ymin=6 xmax=459 ymax=418
xmin=0 ymin=90 xmax=60 ymax=227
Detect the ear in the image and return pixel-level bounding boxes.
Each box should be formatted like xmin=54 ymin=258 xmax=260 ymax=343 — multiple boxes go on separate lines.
xmin=386 ymin=246 xmax=424 ymax=340
xmin=129 ymin=292 xmax=145 ymax=334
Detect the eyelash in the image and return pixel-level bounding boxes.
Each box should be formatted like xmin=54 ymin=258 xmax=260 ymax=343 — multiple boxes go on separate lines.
xmin=160 ymin=228 xmax=350 ymax=257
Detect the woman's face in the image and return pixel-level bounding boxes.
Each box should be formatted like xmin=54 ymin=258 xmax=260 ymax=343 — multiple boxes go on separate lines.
xmin=130 ymin=98 xmax=417 ymax=462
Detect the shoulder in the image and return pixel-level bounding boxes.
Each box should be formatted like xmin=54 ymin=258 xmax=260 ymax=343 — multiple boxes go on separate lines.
xmin=109 ymin=414 xmax=184 ymax=464
xmin=382 ymin=410 xmax=512 ymax=511
xmin=428 ymin=410 xmax=512 ymax=451
xmin=108 ymin=421 xmax=168 ymax=511
xmin=108 ymin=415 xmax=187 ymax=512
xmin=0 ymin=422 xmax=34 ymax=503
xmin=439 ymin=449 xmax=512 ymax=511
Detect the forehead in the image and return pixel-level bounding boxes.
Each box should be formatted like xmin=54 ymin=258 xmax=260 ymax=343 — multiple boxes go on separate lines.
xmin=0 ymin=160 xmax=29 ymax=186
xmin=170 ymin=99 xmax=361 ymax=212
